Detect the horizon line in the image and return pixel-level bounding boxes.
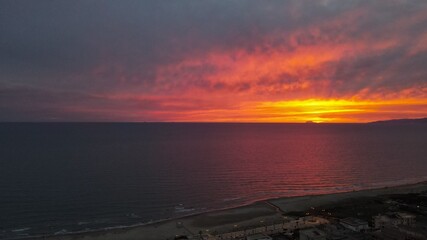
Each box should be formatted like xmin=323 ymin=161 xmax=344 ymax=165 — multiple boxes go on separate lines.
xmin=1 ymin=117 xmax=426 ymax=125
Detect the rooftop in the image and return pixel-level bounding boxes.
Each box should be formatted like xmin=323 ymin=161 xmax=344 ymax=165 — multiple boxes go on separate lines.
xmin=395 ymin=212 xmax=416 ymax=219
xmin=246 ymin=233 xmax=273 ymax=240
xmin=340 ymin=217 xmax=368 ymax=227
xmin=299 ymin=228 xmax=327 ymax=238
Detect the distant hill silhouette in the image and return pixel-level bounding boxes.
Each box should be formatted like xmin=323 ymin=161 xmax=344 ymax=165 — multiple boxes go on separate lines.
xmin=369 ymin=117 xmax=427 ymax=124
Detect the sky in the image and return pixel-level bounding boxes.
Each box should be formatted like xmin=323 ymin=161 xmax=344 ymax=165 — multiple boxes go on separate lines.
xmin=1 ymin=0 xmax=427 ymax=123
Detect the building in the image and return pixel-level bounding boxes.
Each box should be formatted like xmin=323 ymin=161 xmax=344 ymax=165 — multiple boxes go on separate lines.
xmin=340 ymin=218 xmax=369 ymax=232
xmin=379 ymin=225 xmax=427 ymax=240
xmin=319 ymin=223 xmax=375 ymax=240
xmin=246 ymin=233 xmax=273 ymax=240
xmin=373 ymin=212 xmax=416 ymax=229
xmin=299 ymin=228 xmax=327 ymax=240
xmin=395 ymin=212 xmax=416 ymax=226
xmin=373 ymin=215 xmax=400 ymax=229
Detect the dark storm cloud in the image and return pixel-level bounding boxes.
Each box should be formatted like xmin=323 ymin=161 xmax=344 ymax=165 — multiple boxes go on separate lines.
xmin=318 ymin=45 xmax=427 ymax=98
xmin=0 ymin=84 xmax=238 ymax=121
xmin=0 ymin=1 xmax=363 ymax=83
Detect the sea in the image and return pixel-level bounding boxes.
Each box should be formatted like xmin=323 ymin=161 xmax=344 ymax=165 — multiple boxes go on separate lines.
xmin=0 ymin=123 xmax=426 ymax=239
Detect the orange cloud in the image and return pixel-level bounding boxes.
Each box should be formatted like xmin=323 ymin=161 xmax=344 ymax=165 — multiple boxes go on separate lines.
xmin=4 ymin=1 xmax=426 ymax=122
xmin=132 ymin=4 xmax=427 ymax=123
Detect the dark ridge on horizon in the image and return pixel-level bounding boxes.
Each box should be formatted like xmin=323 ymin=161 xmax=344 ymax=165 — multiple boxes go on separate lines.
xmin=369 ymin=117 xmax=427 ymax=124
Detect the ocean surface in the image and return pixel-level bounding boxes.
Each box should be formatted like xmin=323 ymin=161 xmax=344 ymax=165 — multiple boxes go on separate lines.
xmin=1 ymin=123 xmax=426 ymax=239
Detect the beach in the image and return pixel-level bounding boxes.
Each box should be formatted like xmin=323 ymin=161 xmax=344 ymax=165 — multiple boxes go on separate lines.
xmin=36 ymin=181 xmax=427 ymax=240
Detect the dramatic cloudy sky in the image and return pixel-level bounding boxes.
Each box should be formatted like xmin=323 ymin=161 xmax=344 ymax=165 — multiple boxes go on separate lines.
xmin=1 ymin=0 xmax=427 ymax=122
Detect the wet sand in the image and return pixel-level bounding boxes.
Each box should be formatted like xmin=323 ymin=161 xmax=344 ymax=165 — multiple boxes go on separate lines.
xmin=40 ymin=181 xmax=427 ymax=240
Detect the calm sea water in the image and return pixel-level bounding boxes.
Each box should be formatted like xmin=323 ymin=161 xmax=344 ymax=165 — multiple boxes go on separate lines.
xmin=1 ymin=123 xmax=426 ymax=239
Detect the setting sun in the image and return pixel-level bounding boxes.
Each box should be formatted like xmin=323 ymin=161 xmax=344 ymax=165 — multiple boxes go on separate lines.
xmin=250 ymin=99 xmax=427 ymax=123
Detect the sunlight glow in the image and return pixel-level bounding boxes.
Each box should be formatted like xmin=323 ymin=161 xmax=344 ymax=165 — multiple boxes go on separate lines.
xmin=252 ymin=99 xmax=427 ymax=123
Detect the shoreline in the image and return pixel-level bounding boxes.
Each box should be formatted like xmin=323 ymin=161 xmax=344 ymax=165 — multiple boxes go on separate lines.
xmin=20 ymin=180 xmax=427 ymax=240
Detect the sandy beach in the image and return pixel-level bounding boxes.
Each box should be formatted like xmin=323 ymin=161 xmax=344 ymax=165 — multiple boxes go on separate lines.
xmin=34 ymin=181 xmax=427 ymax=240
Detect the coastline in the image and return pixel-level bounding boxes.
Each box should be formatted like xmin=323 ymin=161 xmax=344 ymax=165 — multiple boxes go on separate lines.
xmin=25 ymin=180 xmax=427 ymax=240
